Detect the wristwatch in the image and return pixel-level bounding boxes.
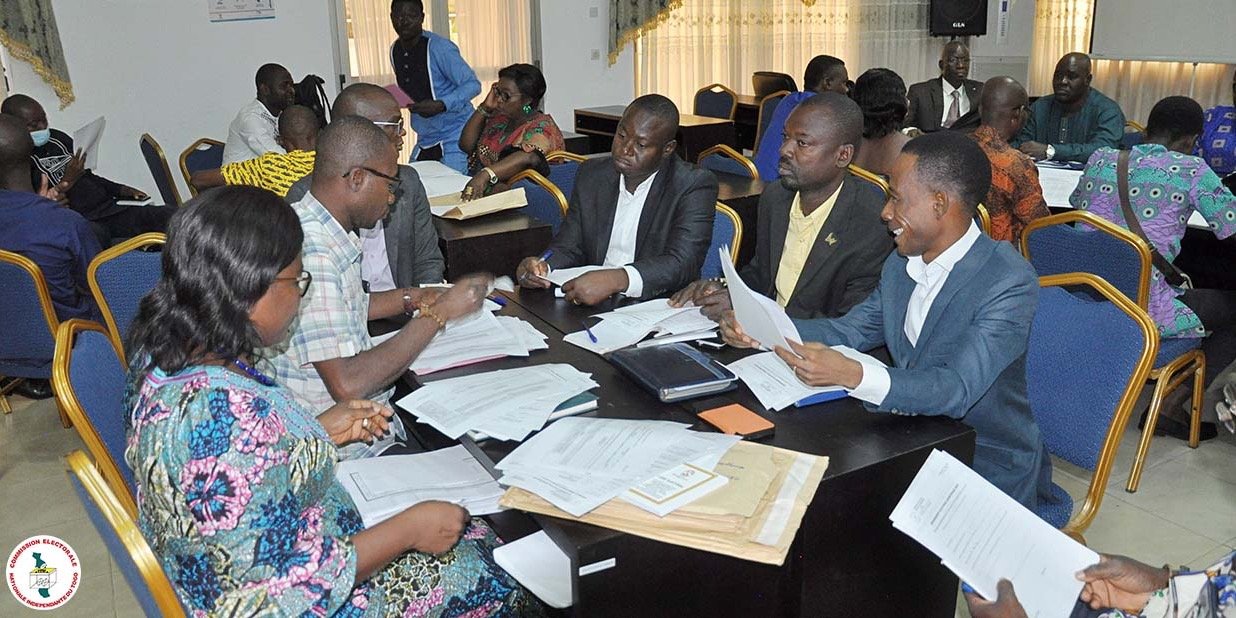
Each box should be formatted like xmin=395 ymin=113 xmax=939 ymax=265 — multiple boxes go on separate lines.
xmin=401 ymin=290 xmax=416 ymax=316
xmin=482 ymin=167 xmax=499 ymax=185
xmin=1045 ymin=144 xmax=1056 ymax=161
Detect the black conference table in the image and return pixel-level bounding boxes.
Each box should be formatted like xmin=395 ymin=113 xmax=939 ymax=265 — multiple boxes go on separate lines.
xmin=381 ymin=288 xmax=974 ymax=617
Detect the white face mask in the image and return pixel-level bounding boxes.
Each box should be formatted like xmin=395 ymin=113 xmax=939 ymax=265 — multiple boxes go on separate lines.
xmin=30 ymin=129 xmax=51 ymax=147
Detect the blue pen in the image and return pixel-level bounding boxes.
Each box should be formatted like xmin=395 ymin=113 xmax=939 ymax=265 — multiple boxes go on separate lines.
xmin=520 ymin=250 xmax=555 ymax=284
xmin=581 ymin=320 xmax=599 ymax=343
xmin=487 ymin=295 xmax=507 ymax=307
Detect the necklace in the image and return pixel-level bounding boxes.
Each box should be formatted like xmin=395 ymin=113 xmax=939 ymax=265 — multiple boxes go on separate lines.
xmin=231 ymin=357 xmax=277 ymax=386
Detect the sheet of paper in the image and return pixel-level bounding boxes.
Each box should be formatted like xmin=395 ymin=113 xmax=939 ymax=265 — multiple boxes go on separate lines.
xmin=563 ymin=312 xmax=659 ymax=354
xmin=719 ymin=246 xmax=801 ymax=351
xmin=545 ymin=265 xmax=607 ymax=287
xmin=1036 ymin=166 xmax=1083 ymax=208
xmin=492 ymin=531 xmax=573 ymax=609
xmin=72 ymin=116 xmax=105 ymax=169
xmin=336 ymin=445 xmax=504 ymax=527
xmin=726 ymin=352 xmax=845 ymax=410
xmin=421 ymin=174 xmax=471 ymax=200
xmin=407 ymin=159 xmax=462 ymax=179
xmin=411 ymin=311 xmax=537 ymax=375
xmin=890 ymin=449 xmax=1099 ymax=618
xmin=621 ymin=462 xmax=729 ymax=517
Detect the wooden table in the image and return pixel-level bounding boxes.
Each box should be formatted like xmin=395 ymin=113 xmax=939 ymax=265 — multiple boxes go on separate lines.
xmin=384 ymin=289 xmax=974 ymax=616
xmin=734 ymin=93 xmax=762 ymax=151
xmin=431 ymin=211 xmax=552 ymax=280
xmin=575 ymin=105 xmax=737 ymax=163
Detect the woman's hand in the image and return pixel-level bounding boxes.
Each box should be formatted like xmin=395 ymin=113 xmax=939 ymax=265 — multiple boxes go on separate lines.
xmin=399 ymin=500 xmax=470 ymax=554
xmin=1077 ymin=554 xmax=1168 ymax=612
xmin=318 ymin=400 xmax=393 ymax=446
xmin=480 ymin=83 xmax=501 ymax=115
xmin=460 ymin=174 xmax=489 ymax=202
xmin=431 ymin=274 xmax=493 ymax=322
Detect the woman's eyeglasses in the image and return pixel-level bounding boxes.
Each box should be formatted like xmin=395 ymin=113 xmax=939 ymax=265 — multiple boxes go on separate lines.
xmin=274 ymin=270 xmax=312 ymax=297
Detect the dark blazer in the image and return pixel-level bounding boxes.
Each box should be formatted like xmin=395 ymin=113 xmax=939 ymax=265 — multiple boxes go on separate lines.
xmin=740 ymin=178 xmax=893 ymax=319
xmin=794 ymin=233 xmax=1053 ymax=509
xmin=288 ymin=164 xmax=445 ymax=287
xmin=547 ymin=155 xmax=718 ymax=299
xmin=906 ymin=77 xmax=984 ymax=133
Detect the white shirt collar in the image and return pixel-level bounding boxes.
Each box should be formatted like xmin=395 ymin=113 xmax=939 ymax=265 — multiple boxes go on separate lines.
xmin=941 ymin=78 xmax=963 ymax=98
xmin=906 ymin=221 xmax=981 ymax=282
xmin=620 ymin=171 xmax=658 ymax=198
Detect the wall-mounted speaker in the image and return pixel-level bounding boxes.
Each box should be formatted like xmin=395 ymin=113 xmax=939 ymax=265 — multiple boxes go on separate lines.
xmin=929 ymin=0 xmax=988 ymax=37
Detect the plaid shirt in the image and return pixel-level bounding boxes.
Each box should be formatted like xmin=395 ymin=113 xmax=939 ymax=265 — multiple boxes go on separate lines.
xmin=970 ymin=125 xmax=1050 ymax=243
xmin=263 ymin=192 xmax=399 ymax=458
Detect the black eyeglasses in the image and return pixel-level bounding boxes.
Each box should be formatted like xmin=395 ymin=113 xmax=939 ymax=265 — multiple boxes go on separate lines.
xmin=274 ymin=270 xmax=312 ymax=297
xmin=345 ymin=166 xmax=403 ymax=198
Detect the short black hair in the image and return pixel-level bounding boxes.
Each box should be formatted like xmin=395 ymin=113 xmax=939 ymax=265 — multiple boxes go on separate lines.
xmin=498 ymin=63 xmax=548 ymax=108
xmin=255 ymin=63 xmax=289 ymax=90
xmin=314 ymin=115 xmax=394 ymax=178
xmin=278 ymin=105 xmax=321 ymax=141
xmin=626 ymin=94 xmax=679 ymax=143
xmin=901 ymin=131 xmax=991 ymax=215
xmin=794 ymin=92 xmax=864 ymax=147
xmin=1145 ymin=96 xmax=1204 ymax=142
xmin=126 ymin=186 xmax=303 ymax=379
xmin=0 ymin=114 xmax=33 ymax=171
xmin=0 ymin=94 xmax=38 ymax=117
xmin=803 ymin=55 xmax=845 ymax=92
xmin=852 ymin=68 xmax=908 ymax=139
xmin=391 ymin=0 xmax=424 ymax=9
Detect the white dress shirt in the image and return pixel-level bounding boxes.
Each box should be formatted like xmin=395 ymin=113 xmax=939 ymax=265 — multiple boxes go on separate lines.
xmin=940 ymin=79 xmax=972 ymax=127
xmin=848 ymin=222 xmax=982 ymax=406
xmin=602 ymin=171 xmax=658 ymax=297
xmin=359 ymin=221 xmax=396 ymax=292
xmin=222 ymin=99 xmax=285 ymax=165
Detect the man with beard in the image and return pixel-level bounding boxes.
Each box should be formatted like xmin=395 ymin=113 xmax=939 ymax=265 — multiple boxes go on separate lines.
xmin=223 ymin=63 xmax=297 ymax=164
xmin=1013 ymin=52 xmax=1125 ymax=163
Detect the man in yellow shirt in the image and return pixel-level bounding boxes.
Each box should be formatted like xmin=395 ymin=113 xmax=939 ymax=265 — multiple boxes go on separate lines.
xmin=191 ymin=105 xmax=319 ymax=197
xmin=671 ymin=93 xmax=893 ymax=319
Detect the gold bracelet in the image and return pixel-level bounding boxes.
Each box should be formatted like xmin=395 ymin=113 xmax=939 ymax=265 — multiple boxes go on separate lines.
xmin=417 ymin=303 xmax=447 ymax=330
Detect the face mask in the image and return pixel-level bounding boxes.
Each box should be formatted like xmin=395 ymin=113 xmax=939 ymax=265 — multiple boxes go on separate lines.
xmin=30 ymin=129 xmax=50 ymax=147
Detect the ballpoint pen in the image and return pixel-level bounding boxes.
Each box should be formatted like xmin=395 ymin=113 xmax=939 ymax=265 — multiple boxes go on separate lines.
xmin=581 ymin=319 xmax=599 ymax=343
xmin=520 ymin=249 xmax=554 ymax=283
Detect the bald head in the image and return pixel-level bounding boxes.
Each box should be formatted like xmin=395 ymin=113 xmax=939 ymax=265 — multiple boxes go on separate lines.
xmin=334 ymin=83 xmax=399 ymax=120
xmin=311 ymin=115 xmax=400 ymax=230
xmin=277 ymin=105 xmax=321 ymax=152
xmin=939 ymin=41 xmax=971 ymax=87
xmin=1052 ymin=53 xmax=1093 ymax=106
xmin=0 ymin=114 xmax=35 ymax=190
xmin=313 ymin=115 xmax=393 ymax=178
xmin=979 ymin=76 xmax=1030 ymax=141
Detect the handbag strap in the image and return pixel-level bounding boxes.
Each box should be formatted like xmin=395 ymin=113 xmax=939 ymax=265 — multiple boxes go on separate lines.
xmin=1116 ymin=150 xmax=1188 ymax=287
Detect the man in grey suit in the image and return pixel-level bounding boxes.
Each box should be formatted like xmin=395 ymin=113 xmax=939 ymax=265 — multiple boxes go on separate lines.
xmin=905 ymin=41 xmax=984 ymax=133
xmin=517 ymin=95 xmax=718 ymax=305
xmin=288 ymin=83 xmax=444 ymax=288
xmin=721 ymin=131 xmax=1054 ymax=509
xmin=671 ymin=93 xmax=893 ymax=320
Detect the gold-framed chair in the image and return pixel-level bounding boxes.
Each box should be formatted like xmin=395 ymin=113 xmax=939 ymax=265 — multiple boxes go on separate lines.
xmin=701 ymin=201 xmax=743 ymax=278
xmin=753 ymin=90 xmax=792 ymax=155
xmin=53 ymin=319 xmax=137 ymax=517
xmin=846 ymin=163 xmax=889 ymax=195
xmin=1020 ymin=211 xmax=1205 ymax=492
xmin=697 ymin=144 xmax=758 ymax=178
xmin=976 ymin=203 xmax=992 ymax=236
xmin=87 ymin=232 xmax=166 ymax=356
xmin=139 ymin=133 xmax=183 ymax=207
xmin=0 ymin=250 xmax=67 ymax=424
xmin=178 ymin=138 xmax=225 ymax=198
xmin=508 ymin=169 xmax=569 ymax=217
xmin=1125 ymin=120 xmax=1146 ymax=133
xmin=693 ymin=83 xmax=739 ymax=120
xmin=1032 ymin=273 xmax=1157 ymax=543
xmin=66 ymin=450 xmax=185 ymax=617
xmin=546 ymin=150 xmax=587 ymax=164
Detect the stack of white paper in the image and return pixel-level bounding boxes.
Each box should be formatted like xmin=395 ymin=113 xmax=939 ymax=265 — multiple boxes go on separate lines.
xmin=396 ymin=364 xmax=598 ymax=441
xmin=411 ymin=311 xmax=548 ymax=374
xmin=497 ymin=417 xmax=740 ymax=517
xmin=726 ymin=346 xmax=885 ymax=410
xmin=336 ymin=445 xmax=505 ymax=527
xmin=563 ymin=299 xmax=718 ymax=354
xmin=890 ymin=450 xmax=1099 ymax=618
xmin=719 ymin=246 xmax=802 ymax=351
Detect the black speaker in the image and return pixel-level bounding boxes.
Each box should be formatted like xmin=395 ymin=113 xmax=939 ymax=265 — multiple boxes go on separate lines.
xmin=929 ymin=0 xmax=988 ymax=37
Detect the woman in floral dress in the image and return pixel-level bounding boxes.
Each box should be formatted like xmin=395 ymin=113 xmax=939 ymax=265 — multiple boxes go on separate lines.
xmin=123 ymin=186 xmax=540 ymax=616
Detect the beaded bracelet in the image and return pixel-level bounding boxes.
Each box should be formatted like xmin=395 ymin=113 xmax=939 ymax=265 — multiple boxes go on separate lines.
xmin=417 ymin=303 xmax=447 ymax=330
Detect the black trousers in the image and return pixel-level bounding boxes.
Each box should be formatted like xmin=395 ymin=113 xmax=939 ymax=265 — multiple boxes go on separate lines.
xmin=1180 ymin=288 xmax=1236 ymax=388
xmin=93 ymin=204 xmax=176 ymax=243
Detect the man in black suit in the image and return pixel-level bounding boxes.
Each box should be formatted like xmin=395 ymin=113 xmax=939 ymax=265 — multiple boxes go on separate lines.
xmin=516 ymin=95 xmax=718 ymax=305
xmin=905 ymin=41 xmax=983 ymax=133
xmin=671 ymin=93 xmax=892 ymax=319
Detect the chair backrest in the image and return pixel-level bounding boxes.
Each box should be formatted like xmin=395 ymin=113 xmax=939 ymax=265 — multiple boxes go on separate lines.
xmin=54 ymin=319 xmax=137 ymax=515
xmin=66 ymin=450 xmax=185 ymax=618
xmin=88 ymin=233 xmax=165 ymax=355
xmin=139 ymin=134 xmax=183 ymax=207
xmin=1020 ymin=210 xmax=1152 ymax=309
xmin=752 ymin=71 xmax=797 ymax=98
xmin=754 ymin=90 xmax=790 ymax=151
xmin=0 ymin=250 xmax=59 ymax=370
xmin=178 ymin=138 xmax=225 ymax=198
xmin=846 ymin=163 xmax=889 ymax=195
xmin=544 ymin=159 xmax=581 ymax=203
xmin=693 ymin=83 xmax=738 ymax=120
xmin=701 ymin=202 xmax=743 ymax=278
xmin=697 ymin=144 xmax=758 ymax=178
xmin=1029 ymin=273 xmax=1156 ymax=534
xmin=546 ymin=150 xmax=587 ymax=164
xmin=976 ymin=203 xmax=992 ymax=236
xmin=510 ymin=171 xmax=568 ymax=234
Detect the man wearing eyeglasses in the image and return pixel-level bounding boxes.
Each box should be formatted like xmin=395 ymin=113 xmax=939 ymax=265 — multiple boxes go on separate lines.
xmin=905 ymin=41 xmax=983 ymax=133
xmin=967 ymin=76 xmax=1049 ymax=243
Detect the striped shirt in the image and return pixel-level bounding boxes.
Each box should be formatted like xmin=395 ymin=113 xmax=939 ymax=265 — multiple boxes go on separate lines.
xmin=220 ymin=150 xmax=316 ymax=197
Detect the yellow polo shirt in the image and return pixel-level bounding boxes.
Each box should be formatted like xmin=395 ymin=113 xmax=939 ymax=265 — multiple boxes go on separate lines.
xmin=220 ymin=149 xmax=316 ymax=198
xmin=775 ymin=184 xmax=842 ymax=307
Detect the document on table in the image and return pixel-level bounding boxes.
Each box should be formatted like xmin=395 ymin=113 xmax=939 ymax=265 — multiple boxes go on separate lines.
xmin=621 ymin=462 xmax=729 ymax=517
xmin=545 ymin=265 xmax=607 ymax=287
xmin=564 ymin=299 xmax=717 ymax=354
xmin=336 ymin=445 xmax=504 ymax=527
xmin=719 ymin=246 xmax=801 ymax=351
xmin=408 ymin=311 xmax=547 ymax=375
xmin=72 ymin=116 xmax=106 ymax=169
xmin=890 ymin=449 xmax=1099 ymax=618
xmin=726 ymin=351 xmax=846 ymax=410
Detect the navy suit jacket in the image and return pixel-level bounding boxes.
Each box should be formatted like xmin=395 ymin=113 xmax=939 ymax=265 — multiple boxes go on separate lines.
xmin=793 ymin=232 xmax=1052 ymax=508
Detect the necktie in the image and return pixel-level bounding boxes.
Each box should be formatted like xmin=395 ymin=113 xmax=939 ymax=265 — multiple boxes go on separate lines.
xmin=944 ymin=90 xmax=960 ymax=129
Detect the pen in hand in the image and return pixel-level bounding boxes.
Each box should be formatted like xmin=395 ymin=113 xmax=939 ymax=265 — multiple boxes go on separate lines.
xmin=519 ymin=249 xmax=554 ymax=283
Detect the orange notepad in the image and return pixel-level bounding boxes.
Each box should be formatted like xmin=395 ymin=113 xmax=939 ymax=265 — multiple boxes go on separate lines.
xmin=698 ymin=404 xmax=775 ymax=439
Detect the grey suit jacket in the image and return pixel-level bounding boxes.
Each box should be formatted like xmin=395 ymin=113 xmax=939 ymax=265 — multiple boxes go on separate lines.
xmin=739 ymin=178 xmax=892 ymax=319
xmin=547 ymin=155 xmax=718 ymax=299
xmin=288 ymin=165 xmax=445 ymax=287
xmin=793 ymin=233 xmax=1053 ymax=509
xmin=906 ymin=77 xmax=984 ymax=133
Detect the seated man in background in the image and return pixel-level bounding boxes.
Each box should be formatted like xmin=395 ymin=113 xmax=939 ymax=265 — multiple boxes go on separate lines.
xmin=2 ymin=94 xmax=175 ymax=244
xmin=753 ymin=54 xmax=849 ymax=181
xmin=671 ymin=93 xmax=892 ymax=319
xmin=1072 ymin=96 xmax=1236 ymax=441
xmin=1196 ymin=70 xmax=1236 ymax=177
xmin=190 ymin=105 xmax=320 ymax=197
xmin=1013 ymin=52 xmax=1124 ymax=163
xmin=287 ymin=83 xmax=445 ymax=289
xmin=223 ymin=63 xmax=295 ymax=164
xmin=0 ymin=114 xmax=101 ymax=399
xmin=905 ymin=41 xmax=983 ymax=133
xmin=265 ymin=116 xmax=489 ymax=459
xmin=516 ymin=94 xmax=718 ymax=305
xmin=721 ymin=132 xmax=1055 ymax=510
xmin=968 ymin=76 xmax=1049 ymax=243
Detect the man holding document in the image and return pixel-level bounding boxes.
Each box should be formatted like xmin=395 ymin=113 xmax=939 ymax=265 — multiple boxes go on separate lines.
xmin=719 ymin=132 xmax=1055 ymax=509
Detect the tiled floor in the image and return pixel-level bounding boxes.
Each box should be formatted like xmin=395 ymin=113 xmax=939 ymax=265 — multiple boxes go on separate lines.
xmin=1 ymin=392 xmax=1233 ymax=617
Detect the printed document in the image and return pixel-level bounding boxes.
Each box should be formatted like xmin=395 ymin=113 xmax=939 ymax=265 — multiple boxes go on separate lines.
xmin=719 ymin=246 xmax=801 ymax=351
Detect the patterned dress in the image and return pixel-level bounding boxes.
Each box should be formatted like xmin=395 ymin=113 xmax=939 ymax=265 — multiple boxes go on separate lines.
xmin=466 ymin=112 xmax=564 ymax=175
xmin=1197 ymin=105 xmax=1236 ymax=177
xmin=1071 ymin=551 xmax=1235 ymax=617
xmin=125 ymin=364 xmax=539 ymax=617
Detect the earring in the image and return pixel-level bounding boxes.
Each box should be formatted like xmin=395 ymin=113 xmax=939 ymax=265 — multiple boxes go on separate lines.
xmin=522 ymin=104 xmax=533 ymax=115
